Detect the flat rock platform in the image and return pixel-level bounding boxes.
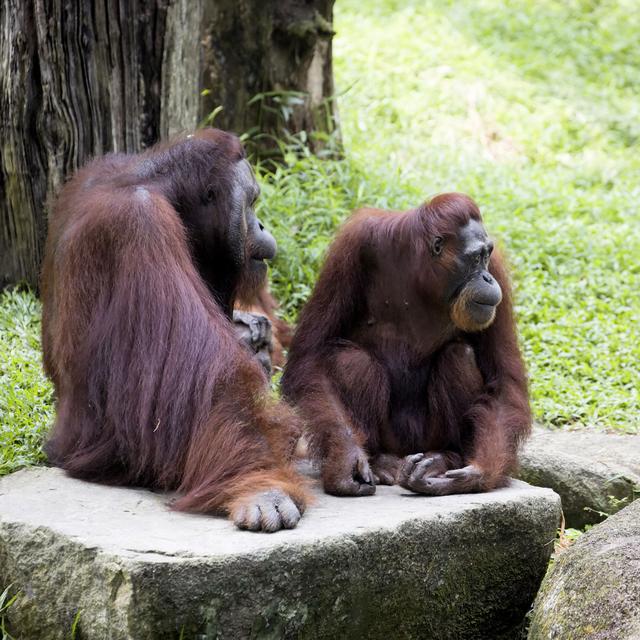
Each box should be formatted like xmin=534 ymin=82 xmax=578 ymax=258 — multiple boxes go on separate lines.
xmin=0 ymin=467 xmax=560 ymax=640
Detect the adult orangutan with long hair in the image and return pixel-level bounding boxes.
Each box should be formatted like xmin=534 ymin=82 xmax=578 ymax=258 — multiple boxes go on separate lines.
xmin=282 ymin=193 xmax=531 ymax=497
xmin=41 ymin=128 xmax=308 ymax=532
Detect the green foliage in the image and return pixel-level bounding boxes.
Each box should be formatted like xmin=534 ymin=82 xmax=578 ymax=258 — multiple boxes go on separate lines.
xmin=0 ymin=290 xmax=52 ymax=476
xmin=70 ymin=611 xmax=81 ymax=639
xmin=0 ymin=585 xmax=17 ymax=639
xmin=0 ymin=0 xmax=637 ymax=476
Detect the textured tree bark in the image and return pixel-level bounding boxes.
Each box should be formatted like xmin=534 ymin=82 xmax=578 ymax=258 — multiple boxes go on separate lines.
xmin=0 ymin=0 xmax=202 ymax=288
xmin=0 ymin=0 xmax=338 ymax=288
xmin=199 ymin=0 xmax=339 ymax=158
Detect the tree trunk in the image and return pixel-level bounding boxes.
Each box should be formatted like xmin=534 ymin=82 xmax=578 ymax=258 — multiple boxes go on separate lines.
xmin=0 ymin=0 xmax=338 ymax=289
xmin=0 ymin=0 xmax=202 ymax=289
xmin=199 ymin=0 xmax=339 ymax=158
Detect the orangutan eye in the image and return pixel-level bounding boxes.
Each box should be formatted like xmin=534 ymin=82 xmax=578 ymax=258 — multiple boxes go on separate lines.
xmin=206 ymin=187 xmax=215 ymax=203
xmin=432 ymin=236 xmax=444 ymax=256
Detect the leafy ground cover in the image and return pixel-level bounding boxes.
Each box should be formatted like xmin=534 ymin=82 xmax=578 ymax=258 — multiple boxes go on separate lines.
xmin=0 ymin=290 xmax=52 ymax=474
xmin=1 ymin=0 xmax=638 ymax=475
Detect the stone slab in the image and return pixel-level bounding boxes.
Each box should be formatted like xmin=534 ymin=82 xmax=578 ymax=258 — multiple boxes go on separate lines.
xmin=518 ymin=427 xmax=640 ymax=528
xmin=0 ymin=467 xmax=561 ymax=640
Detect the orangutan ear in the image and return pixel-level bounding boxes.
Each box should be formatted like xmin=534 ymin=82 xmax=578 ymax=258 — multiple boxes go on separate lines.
xmin=431 ymin=235 xmax=444 ymax=256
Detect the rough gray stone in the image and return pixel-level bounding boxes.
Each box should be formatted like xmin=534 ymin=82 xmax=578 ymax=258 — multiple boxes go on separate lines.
xmin=529 ymin=499 xmax=640 ymax=640
xmin=0 ymin=467 xmax=560 ymax=640
xmin=518 ymin=427 xmax=640 ymax=528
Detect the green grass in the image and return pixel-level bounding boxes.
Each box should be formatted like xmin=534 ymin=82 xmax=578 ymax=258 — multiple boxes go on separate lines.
xmin=0 ymin=0 xmax=638 ymax=475
xmin=0 ymin=290 xmax=52 ymax=475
